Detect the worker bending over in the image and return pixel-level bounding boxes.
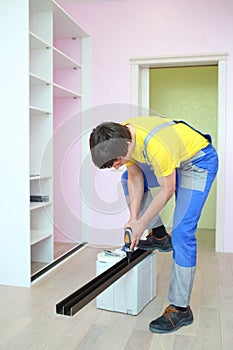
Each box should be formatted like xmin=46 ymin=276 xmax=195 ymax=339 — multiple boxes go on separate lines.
xmin=89 ymin=116 xmax=218 ymax=334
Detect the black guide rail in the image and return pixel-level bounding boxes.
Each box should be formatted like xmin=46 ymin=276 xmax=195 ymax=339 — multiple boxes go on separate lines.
xmin=56 ymin=249 xmax=153 ymax=316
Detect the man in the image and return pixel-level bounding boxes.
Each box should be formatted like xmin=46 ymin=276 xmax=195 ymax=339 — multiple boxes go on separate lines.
xmin=89 ymin=116 xmax=218 ymax=333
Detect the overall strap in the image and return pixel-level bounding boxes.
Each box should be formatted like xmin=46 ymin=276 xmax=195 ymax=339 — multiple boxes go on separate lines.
xmin=173 ymin=120 xmax=212 ymax=143
xmin=142 ymin=121 xmax=175 ymax=169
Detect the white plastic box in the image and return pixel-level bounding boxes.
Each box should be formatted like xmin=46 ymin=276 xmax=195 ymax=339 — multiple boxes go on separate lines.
xmin=96 ymin=252 xmax=156 ymax=315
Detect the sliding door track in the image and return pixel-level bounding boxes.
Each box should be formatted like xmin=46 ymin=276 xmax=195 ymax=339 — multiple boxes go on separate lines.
xmin=31 ymin=242 xmax=87 ymax=282
xmin=56 ymin=249 xmax=152 ymax=316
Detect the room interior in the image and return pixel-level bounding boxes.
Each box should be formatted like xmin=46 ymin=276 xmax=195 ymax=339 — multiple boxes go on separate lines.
xmin=0 ymin=0 xmax=233 ymax=348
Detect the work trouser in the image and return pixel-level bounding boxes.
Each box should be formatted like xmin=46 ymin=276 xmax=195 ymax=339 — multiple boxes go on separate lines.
xmin=121 ymin=144 xmax=218 ymax=307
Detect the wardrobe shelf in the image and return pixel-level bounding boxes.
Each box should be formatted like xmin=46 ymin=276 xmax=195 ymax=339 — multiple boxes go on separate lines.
xmin=53 ymin=83 xmax=82 ymax=98
xmin=30 ymin=73 xmax=52 ymax=86
xmin=29 ymin=31 xmax=51 ymax=49
xmin=31 ymin=230 xmax=52 ymax=246
xmin=30 ymin=175 xmax=52 ymax=181
xmin=53 ymin=47 xmax=82 ymax=69
xmin=30 ymin=202 xmax=52 ymax=211
xmin=30 ymin=106 xmax=52 ymax=115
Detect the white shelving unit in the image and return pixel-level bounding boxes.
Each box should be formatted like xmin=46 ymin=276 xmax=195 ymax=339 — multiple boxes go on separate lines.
xmin=0 ymin=0 xmax=90 ymax=287
xmin=29 ymin=0 xmax=53 ymax=265
xmin=29 ymin=0 xmax=89 ymax=277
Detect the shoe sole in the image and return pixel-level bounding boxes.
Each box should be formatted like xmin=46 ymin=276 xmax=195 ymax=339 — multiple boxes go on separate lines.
xmin=149 ymin=317 xmax=193 ymax=334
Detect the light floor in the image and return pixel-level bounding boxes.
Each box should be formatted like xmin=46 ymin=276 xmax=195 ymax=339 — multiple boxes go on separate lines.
xmin=1 ymin=229 xmax=233 ymax=350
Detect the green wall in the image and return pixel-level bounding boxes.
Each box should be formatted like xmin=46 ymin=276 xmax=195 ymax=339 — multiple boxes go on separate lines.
xmin=149 ymin=66 xmax=218 ymax=229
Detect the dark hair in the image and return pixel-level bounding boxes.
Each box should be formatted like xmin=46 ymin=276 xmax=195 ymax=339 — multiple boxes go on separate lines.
xmin=89 ymin=122 xmax=132 ymax=169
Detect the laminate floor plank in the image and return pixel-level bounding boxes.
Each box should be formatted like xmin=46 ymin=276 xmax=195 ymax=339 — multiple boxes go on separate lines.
xmin=195 ymin=307 xmax=221 ymax=350
xmin=173 ymin=334 xmax=196 ymax=349
xmin=102 ymin=318 xmax=137 ymax=350
xmin=123 ymin=330 xmax=153 ymax=350
xmin=149 ymin=333 xmax=176 ymax=350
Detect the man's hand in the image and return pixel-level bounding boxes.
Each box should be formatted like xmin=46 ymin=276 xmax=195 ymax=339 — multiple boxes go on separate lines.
xmin=124 ymin=219 xmax=146 ymax=250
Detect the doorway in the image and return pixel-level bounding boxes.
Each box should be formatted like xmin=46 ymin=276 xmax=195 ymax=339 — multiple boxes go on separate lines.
xmin=130 ymin=53 xmax=228 ymax=252
xmin=150 ymin=65 xmax=217 ymax=231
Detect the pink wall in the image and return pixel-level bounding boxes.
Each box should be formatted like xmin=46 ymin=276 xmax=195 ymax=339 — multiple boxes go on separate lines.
xmin=58 ymin=0 xmax=233 ymax=251
xmin=53 ymin=37 xmax=83 ymax=243
xmin=53 ymin=39 xmax=82 ymax=242
xmin=54 ymin=98 xmax=83 ymax=243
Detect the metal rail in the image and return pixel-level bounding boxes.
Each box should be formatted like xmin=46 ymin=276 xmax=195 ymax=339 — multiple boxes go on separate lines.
xmin=56 ymin=249 xmax=152 ymax=316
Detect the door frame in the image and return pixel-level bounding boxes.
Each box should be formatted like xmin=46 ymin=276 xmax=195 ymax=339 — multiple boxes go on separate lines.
xmin=130 ymin=52 xmax=228 ymax=252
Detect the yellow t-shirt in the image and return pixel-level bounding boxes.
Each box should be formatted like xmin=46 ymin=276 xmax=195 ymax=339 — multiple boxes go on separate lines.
xmin=123 ymin=116 xmax=209 ymax=177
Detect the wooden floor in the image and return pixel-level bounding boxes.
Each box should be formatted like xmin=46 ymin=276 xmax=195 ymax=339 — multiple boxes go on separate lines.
xmin=1 ymin=229 xmax=233 ymax=350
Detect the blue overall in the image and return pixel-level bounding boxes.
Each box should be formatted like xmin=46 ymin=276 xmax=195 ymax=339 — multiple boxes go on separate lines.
xmin=121 ymin=121 xmax=218 ymax=306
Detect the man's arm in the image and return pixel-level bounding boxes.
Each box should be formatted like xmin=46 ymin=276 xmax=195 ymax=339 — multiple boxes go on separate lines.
xmin=129 ymin=169 xmax=176 ymax=249
xmin=126 ymin=163 xmax=144 ymax=222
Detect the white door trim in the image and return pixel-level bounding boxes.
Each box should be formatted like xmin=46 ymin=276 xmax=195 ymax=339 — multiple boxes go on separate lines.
xmin=130 ymin=53 xmax=228 ymax=252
